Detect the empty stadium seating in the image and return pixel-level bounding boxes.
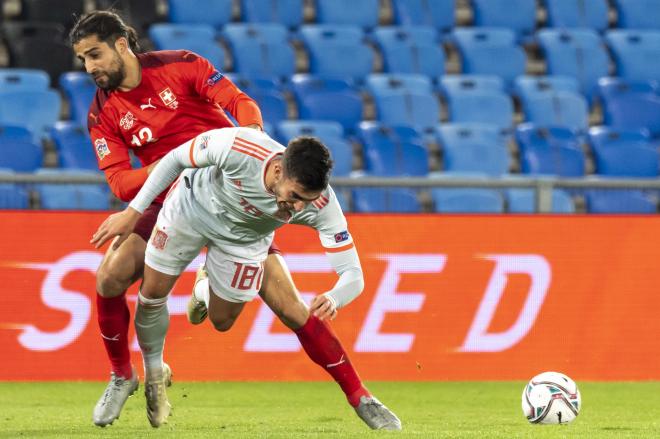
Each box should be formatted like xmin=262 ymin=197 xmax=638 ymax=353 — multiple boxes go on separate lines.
xmin=0 ymin=89 xmax=61 ymax=141
xmin=432 ymin=187 xmax=505 ymax=213
xmin=613 ymin=0 xmax=660 ymax=29
xmin=315 ymin=0 xmax=379 ymax=29
xmin=451 ymin=28 xmax=527 ymax=88
xmin=605 ymin=30 xmax=660 ymax=82
xmin=537 ymin=29 xmax=611 ymax=100
xmin=167 ymin=0 xmax=233 ymax=28
xmin=291 ymin=75 xmax=363 ymax=132
xmin=59 ymin=72 xmax=96 ymax=127
xmin=352 ymin=187 xmax=421 ymax=213
xmin=544 ymin=0 xmax=609 ymax=31
xmin=598 ymin=77 xmax=660 ymax=136
xmin=391 ymin=0 xmax=455 ymax=34
xmin=505 ymin=188 xmax=575 ymax=213
xmin=588 ymin=126 xmax=659 ymax=177
xmin=241 ymin=0 xmax=304 ymax=28
xmin=470 ymin=0 xmax=537 ymax=39
xmin=516 ymin=124 xmax=585 ymax=177
xmin=372 ymin=27 xmax=445 ymax=78
xmin=149 ymin=24 xmax=225 ymax=68
xmin=51 ymin=122 xmax=98 ymax=171
xmin=34 ymin=169 xmax=110 ymax=210
xmin=358 ymin=122 xmax=429 ymax=176
xmin=299 ymin=25 xmax=374 ymax=80
xmin=437 ymin=123 xmax=510 ymax=175
xmin=223 ymin=24 xmax=295 ymax=80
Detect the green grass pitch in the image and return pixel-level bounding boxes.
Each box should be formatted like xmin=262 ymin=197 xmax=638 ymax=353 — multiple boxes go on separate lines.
xmin=0 ymin=381 xmax=658 ymax=438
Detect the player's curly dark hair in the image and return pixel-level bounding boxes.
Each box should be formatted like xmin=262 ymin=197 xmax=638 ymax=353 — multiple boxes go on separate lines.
xmin=283 ymin=137 xmax=334 ymax=192
xmin=69 ymin=10 xmax=140 ymax=52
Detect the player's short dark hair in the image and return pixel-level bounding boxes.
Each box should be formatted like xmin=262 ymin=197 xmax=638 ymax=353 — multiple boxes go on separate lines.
xmin=283 ymin=137 xmax=334 ymax=192
xmin=69 ymin=10 xmax=140 ymax=52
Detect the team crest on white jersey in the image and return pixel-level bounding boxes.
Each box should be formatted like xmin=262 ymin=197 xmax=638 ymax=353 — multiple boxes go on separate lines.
xmin=94 ymin=138 xmax=110 ymax=160
xmin=159 ymin=87 xmax=178 ymax=109
xmin=119 ymin=111 xmax=136 ymax=130
xmin=151 ymin=229 xmax=169 ymax=250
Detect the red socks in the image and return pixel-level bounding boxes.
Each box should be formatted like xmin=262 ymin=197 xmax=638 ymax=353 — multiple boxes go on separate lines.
xmin=96 ymin=293 xmax=133 ymax=379
xmin=295 ymin=314 xmax=370 ymax=407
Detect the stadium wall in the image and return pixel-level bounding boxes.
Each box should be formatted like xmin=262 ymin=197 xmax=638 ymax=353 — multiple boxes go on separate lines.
xmin=1 ymin=211 xmax=658 ymax=381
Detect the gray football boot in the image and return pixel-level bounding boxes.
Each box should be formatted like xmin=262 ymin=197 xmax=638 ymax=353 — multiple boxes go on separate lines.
xmin=92 ymin=368 xmax=139 ymax=427
xmin=145 ymin=363 xmax=173 ymax=428
xmin=187 ymin=264 xmax=208 ymax=325
xmin=354 ymin=395 xmax=402 ymax=430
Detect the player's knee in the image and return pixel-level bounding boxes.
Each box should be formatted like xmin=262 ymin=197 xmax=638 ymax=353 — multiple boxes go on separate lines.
xmin=277 ymin=301 xmax=309 ymax=329
xmin=210 ymin=315 xmax=236 ymax=332
xmin=96 ymin=262 xmax=129 ymax=297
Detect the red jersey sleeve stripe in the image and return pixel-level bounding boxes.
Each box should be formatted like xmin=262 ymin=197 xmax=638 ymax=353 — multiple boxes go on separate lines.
xmin=235 ymin=137 xmax=270 ymax=155
xmin=189 ymin=137 xmax=198 ymax=167
xmin=231 ymin=145 xmax=266 ymax=161
xmin=233 ymin=140 xmax=269 ymax=158
xmin=325 ymin=242 xmax=355 ymax=253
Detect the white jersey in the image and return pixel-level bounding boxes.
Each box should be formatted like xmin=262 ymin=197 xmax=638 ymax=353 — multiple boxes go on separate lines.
xmin=131 ymin=127 xmax=353 ymax=251
xmin=131 ymin=127 xmax=362 ymax=308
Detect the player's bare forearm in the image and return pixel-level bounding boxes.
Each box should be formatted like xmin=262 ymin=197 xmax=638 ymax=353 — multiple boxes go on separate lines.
xmin=91 ymin=207 xmax=141 ymax=250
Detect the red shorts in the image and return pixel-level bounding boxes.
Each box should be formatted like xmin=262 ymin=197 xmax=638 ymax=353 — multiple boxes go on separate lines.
xmin=134 ymin=201 xmax=283 ymax=256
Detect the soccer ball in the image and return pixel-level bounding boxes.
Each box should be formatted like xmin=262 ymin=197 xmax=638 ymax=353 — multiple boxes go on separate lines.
xmin=521 ymin=371 xmax=581 ymax=424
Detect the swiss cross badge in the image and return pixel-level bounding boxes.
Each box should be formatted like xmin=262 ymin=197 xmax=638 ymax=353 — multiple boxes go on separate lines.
xmin=158 ymin=87 xmax=178 ymax=109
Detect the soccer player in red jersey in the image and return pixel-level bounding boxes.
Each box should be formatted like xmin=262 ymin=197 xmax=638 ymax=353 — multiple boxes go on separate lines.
xmin=70 ymin=10 xmax=378 ymax=429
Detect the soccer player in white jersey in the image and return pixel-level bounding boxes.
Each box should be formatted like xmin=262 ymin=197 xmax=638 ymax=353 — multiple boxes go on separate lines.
xmin=92 ymin=127 xmax=402 ymax=431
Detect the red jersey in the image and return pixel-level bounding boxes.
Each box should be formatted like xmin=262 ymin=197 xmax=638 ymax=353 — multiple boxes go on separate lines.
xmin=88 ymin=50 xmax=263 ymax=202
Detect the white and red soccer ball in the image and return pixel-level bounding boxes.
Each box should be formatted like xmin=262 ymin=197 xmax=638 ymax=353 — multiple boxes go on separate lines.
xmin=522 ymin=371 xmax=581 ymax=424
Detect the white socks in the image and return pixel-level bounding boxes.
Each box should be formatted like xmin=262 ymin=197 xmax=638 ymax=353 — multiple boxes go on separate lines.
xmin=135 ymin=292 xmax=169 ymax=379
xmin=194 ymin=277 xmax=210 ymax=308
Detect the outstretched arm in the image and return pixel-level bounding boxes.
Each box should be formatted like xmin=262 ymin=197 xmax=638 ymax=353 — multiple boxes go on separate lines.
xmin=91 ymin=128 xmax=237 ymax=249
xmin=310 ymin=246 xmax=365 ymax=321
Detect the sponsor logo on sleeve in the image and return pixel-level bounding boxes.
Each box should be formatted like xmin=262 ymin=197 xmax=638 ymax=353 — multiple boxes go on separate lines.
xmin=334 ymin=230 xmax=350 ymax=243
xmin=207 ymin=70 xmax=224 ymax=86
xmin=94 ymin=138 xmax=110 ymax=160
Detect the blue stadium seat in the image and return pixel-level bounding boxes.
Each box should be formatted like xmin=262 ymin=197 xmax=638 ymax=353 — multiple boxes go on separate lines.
xmin=432 ymin=187 xmax=504 ymax=213
xmin=585 ymin=190 xmax=657 ymax=213
xmin=358 ymin=122 xmax=429 ymax=176
xmin=373 ymin=26 xmax=445 ymax=78
xmin=315 ymin=0 xmax=379 ymax=29
xmin=0 ymin=125 xmax=32 ymax=143
xmin=0 ymin=90 xmax=61 ymax=141
xmin=0 ymin=169 xmax=29 ymax=209
xmin=522 ymin=92 xmax=589 ymax=132
xmin=505 ymin=188 xmax=575 ymax=213
xmin=352 ymin=187 xmax=421 ymax=212
xmin=333 ymin=188 xmax=350 ymax=211
xmin=276 ymin=120 xmax=353 ymax=176
xmin=59 ymin=72 xmax=96 ymax=127
xmin=440 ymin=74 xmax=504 ymax=96
xmin=544 ymin=0 xmax=609 ymax=31
xmin=391 ymin=0 xmax=455 ymax=34
xmin=51 ymin=121 xmax=98 ymax=170
xmin=537 ymin=29 xmax=610 ymax=100
xmin=35 ymin=169 xmax=110 ymax=210
xmin=588 ymin=126 xmax=658 ymax=177
xmin=148 ymin=24 xmax=224 ymax=68
xmin=241 ymin=0 xmax=304 ymax=28
xmin=598 ymin=77 xmax=660 ymax=136
xmin=0 ymin=133 xmax=42 ymax=171
xmin=299 ymin=25 xmax=374 ymax=80
xmin=223 ymin=24 xmax=295 ymax=80
xmin=168 ymin=0 xmax=233 ymax=27
xmin=436 ymin=123 xmax=510 ymax=175
xmin=247 ymin=89 xmax=288 ymax=126
xmin=445 ymin=90 xmax=514 ymax=130
xmin=514 ymin=75 xmax=581 ymax=99
xmin=605 ymin=30 xmax=660 ymax=82
xmin=516 ymin=124 xmax=585 ymax=176
xmin=614 ymin=0 xmax=660 ymax=29
xmin=366 ymin=74 xmax=439 ymax=131
xmin=291 ymin=75 xmax=363 ymax=132
xmin=0 ymin=68 xmax=49 ymax=91
xmin=451 ymin=28 xmax=526 ymax=88
xmin=471 ymin=0 xmax=537 ymax=39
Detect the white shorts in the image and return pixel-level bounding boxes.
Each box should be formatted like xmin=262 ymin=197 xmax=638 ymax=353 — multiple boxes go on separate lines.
xmin=145 ymin=182 xmax=271 ymax=303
